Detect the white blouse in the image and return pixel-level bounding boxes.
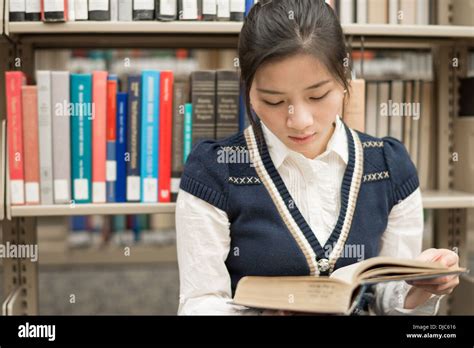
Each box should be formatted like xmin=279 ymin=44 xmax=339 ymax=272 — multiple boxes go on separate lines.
xmin=176 ymin=115 xmax=442 ymax=315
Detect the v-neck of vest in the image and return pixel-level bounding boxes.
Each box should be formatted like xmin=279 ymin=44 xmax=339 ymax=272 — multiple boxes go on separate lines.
xmin=243 ymin=118 xmax=364 ymax=275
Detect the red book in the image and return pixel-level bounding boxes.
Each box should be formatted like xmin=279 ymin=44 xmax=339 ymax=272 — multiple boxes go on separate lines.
xmin=158 ymin=71 xmax=174 ymax=202
xmin=22 ymin=86 xmax=41 ymax=205
xmin=106 ymin=78 xmax=118 ymax=202
xmin=92 ymin=71 xmax=108 ymax=203
xmin=5 ymin=71 xmax=26 ymax=205
xmin=40 ymin=0 xmax=68 ymax=22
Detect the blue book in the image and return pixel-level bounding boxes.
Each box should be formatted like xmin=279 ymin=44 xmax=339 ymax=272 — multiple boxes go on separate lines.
xmin=140 ymin=70 xmax=160 ymax=203
xmin=115 ymin=92 xmax=128 ymax=203
xmin=245 ymin=0 xmax=255 ymax=16
xmin=106 ymin=75 xmax=119 ymax=202
xmin=238 ymin=86 xmax=247 ymax=132
xmin=183 ymin=103 xmax=193 ymax=163
xmin=70 ymin=74 xmax=93 ymax=204
xmin=126 ymin=75 xmax=142 ymax=202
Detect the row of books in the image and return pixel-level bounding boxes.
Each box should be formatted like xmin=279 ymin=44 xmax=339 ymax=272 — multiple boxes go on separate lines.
xmin=364 ymin=79 xmax=434 ymax=190
xmin=69 ymin=215 xmax=176 ymax=248
xmin=327 ymin=0 xmax=474 ymax=26
xmin=8 ymin=0 xmax=258 ymax=22
xmin=5 ymin=68 xmax=244 ymax=206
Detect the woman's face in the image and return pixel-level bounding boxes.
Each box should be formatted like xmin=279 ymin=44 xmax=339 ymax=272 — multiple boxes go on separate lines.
xmin=249 ymin=53 xmax=345 ymax=159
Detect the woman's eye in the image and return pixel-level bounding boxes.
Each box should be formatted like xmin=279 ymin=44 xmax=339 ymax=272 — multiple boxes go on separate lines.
xmin=310 ymin=91 xmax=330 ymax=101
xmin=263 ymin=100 xmax=284 ymax=106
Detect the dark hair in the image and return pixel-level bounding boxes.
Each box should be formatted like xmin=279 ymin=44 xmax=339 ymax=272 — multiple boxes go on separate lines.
xmin=238 ymin=0 xmax=350 ymax=145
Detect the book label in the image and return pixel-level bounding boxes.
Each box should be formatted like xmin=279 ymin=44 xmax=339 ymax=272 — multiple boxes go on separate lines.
xmin=143 ymin=178 xmax=158 ymax=202
xmin=54 ymin=179 xmax=70 ymax=202
xmin=230 ymin=0 xmax=244 ymax=12
xmin=160 ymin=0 xmax=176 ymax=15
xmin=43 ymin=0 xmax=65 ymax=11
xmin=89 ymin=0 xmax=109 ymax=11
xmin=106 ymin=160 xmax=117 ymax=181
xmin=10 ymin=0 xmax=26 ymax=11
xmin=74 ymin=179 xmax=89 ymax=200
xmin=25 ymin=182 xmax=40 ymax=204
xmin=93 ymin=182 xmax=106 ymax=202
xmin=134 ymin=0 xmax=154 ymax=10
xmin=11 ymin=180 xmax=25 ymax=205
xmin=26 ymin=0 xmax=40 ymax=12
xmin=127 ymin=176 xmax=140 ymax=201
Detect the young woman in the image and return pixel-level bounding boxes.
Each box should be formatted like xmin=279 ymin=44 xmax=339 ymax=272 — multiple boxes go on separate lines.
xmin=176 ymin=0 xmax=460 ymax=315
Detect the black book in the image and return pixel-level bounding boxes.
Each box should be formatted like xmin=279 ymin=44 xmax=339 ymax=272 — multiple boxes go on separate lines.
xmin=126 ymin=75 xmax=142 ymax=202
xmin=88 ymin=0 xmax=111 ymax=20
xmin=191 ymin=70 xmax=217 ymax=146
xmin=170 ymin=78 xmax=190 ymax=202
xmin=133 ymin=0 xmax=155 ymax=20
xmin=9 ymin=0 xmax=26 ymax=21
xmin=156 ymin=0 xmax=177 ymax=20
xmin=216 ymin=70 xmax=240 ymax=140
xmin=459 ymin=77 xmax=474 ymax=117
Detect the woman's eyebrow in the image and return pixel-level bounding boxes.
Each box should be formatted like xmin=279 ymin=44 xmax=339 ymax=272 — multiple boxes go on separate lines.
xmin=256 ymin=80 xmax=331 ymax=95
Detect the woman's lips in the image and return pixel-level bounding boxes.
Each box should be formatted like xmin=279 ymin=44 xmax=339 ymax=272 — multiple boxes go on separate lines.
xmin=288 ymin=132 xmax=316 ymax=144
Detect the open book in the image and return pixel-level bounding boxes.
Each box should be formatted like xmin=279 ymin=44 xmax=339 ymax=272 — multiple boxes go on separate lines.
xmin=232 ymin=256 xmax=468 ymax=315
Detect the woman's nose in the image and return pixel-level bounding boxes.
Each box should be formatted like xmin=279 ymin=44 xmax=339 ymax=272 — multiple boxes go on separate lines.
xmin=286 ymin=105 xmax=314 ymax=131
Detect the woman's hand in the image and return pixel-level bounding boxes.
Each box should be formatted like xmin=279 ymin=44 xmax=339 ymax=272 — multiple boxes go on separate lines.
xmin=404 ymin=248 xmax=460 ymax=309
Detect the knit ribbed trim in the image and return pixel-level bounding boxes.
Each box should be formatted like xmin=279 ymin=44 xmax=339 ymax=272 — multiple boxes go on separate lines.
xmin=180 ymin=174 xmax=228 ymax=211
xmin=393 ymin=175 xmax=420 ymax=204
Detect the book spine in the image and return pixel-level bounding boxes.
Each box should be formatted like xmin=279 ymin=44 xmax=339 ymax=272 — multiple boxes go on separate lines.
xmin=388 ymin=0 xmax=398 ymax=24
xmin=37 ymin=70 xmax=54 ymax=205
xmin=22 ymin=86 xmax=40 ymax=204
xmin=216 ymin=70 xmax=239 ymax=140
xmin=51 ymin=71 xmax=72 ymax=204
xmin=202 ymin=0 xmax=216 ymax=20
xmin=68 ymin=0 xmax=75 ymax=20
xmin=5 ymin=72 xmax=26 ymax=205
xmin=110 ymin=0 xmax=118 ymax=19
xmin=106 ymin=76 xmax=118 ymax=202
xmin=41 ymin=0 xmax=67 ymax=22
xmin=115 ymin=92 xmax=128 ymax=202
xmin=88 ymin=0 xmax=110 ymax=20
xmin=339 ymin=0 xmax=354 ymax=24
xmin=158 ymin=71 xmax=174 ymax=202
xmin=356 ymin=0 xmax=367 ymax=23
xmin=10 ymin=0 xmax=26 ymax=21
xmin=170 ymin=79 xmax=188 ymax=201
xmin=156 ymin=0 xmax=177 ymax=20
xmin=71 ymin=74 xmax=93 ymax=203
xmin=229 ymin=0 xmax=244 ymax=21
xmin=75 ymin=0 xmax=88 ymax=19
xmin=133 ymin=0 xmax=155 ymax=20
xmin=367 ymin=0 xmax=387 ymax=24
xmin=191 ymin=70 xmax=216 ymax=146
xmin=183 ymin=103 xmax=193 ymax=163
xmin=179 ymin=0 xmax=199 ymax=20
xmin=118 ymin=0 xmax=132 ymax=20
xmin=92 ymin=71 xmax=108 ymax=203
xmin=126 ymin=75 xmax=142 ymax=202
xmin=26 ymin=0 xmax=41 ymax=20
xmin=216 ymin=0 xmax=229 ymax=20
xmin=244 ymin=0 xmax=254 ymax=17
xmin=140 ymin=70 xmax=160 ymax=203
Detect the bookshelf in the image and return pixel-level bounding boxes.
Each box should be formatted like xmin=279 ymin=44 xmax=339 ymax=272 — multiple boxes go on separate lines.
xmin=4 ymin=22 xmax=474 ymax=39
xmin=1 ymin=1 xmax=473 ymax=316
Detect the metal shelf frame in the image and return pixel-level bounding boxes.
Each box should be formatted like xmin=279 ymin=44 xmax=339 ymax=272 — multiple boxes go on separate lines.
xmin=1 ymin=1 xmax=473 ymax=315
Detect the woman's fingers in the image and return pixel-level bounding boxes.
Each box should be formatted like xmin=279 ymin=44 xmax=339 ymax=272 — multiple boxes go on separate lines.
xmin=407 ymin=277 xmax=460 ymax=295
xmin=408 ymin=274 xmax=457 ymax=285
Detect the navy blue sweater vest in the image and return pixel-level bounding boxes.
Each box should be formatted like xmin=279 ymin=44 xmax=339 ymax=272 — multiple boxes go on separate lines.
xmin=180 ymin=119 xmax=419 ymax=299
